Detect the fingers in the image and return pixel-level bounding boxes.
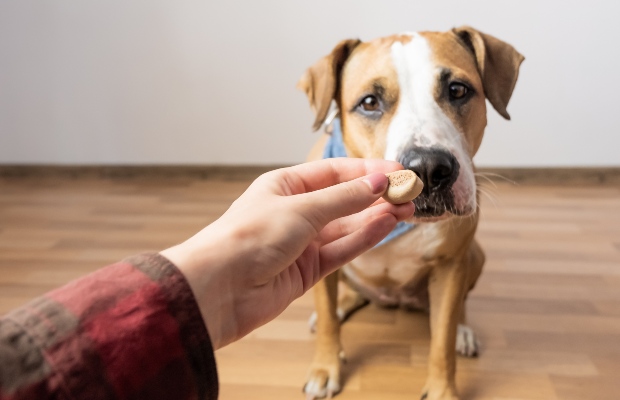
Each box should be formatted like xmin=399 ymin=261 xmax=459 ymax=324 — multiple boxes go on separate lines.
xmin=274 ymin=158 xmax=404 ymax=195
xmin=318 ymin=201 xmax=415 ymax=245
xmin=299 ymin=173 xmax=392 ymax=231
xmin=317 ymin=214 xmax=398 ymax=277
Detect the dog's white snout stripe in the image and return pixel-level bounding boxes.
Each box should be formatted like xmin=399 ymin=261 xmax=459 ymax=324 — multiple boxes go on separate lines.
xmin=385 ymin=34 xmax=476 ymax=213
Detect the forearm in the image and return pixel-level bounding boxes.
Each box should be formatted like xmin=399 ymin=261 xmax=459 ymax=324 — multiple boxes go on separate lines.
xmin=160 ymin=224 xmax=254 ymax=350
xmin=0 ymin=253 xmax=218 ymax=400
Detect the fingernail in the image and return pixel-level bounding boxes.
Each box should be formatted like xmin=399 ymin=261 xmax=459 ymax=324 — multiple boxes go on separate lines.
xmin=363 ymin=173 xmax=388 ymax=194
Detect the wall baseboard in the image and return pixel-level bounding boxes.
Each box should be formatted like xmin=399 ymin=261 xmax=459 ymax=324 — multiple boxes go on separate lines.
xmin=0 ymin=165 xmax=288 ymax=181
xmin=1 ymin=165 xmax=619 ymax=185
xmin=475 ymin=167 xmax=620 ymax=185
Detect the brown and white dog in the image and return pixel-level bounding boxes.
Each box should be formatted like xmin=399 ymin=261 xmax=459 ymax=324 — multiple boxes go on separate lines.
xmin=298 ymin=27 xmax=524 ymax=400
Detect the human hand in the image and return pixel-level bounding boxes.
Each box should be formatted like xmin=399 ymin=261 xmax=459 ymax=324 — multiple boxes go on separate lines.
xmin=160 ymin=158 xmax=414 ymax=349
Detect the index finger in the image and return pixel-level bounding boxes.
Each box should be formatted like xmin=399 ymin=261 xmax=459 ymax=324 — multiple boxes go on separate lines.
xmin=276 ymin=158 xmax=404 ymax=195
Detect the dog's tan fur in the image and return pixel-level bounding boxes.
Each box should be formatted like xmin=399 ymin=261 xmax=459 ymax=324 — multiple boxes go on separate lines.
xmin=299 ymin=27 xmax=523 ymax=400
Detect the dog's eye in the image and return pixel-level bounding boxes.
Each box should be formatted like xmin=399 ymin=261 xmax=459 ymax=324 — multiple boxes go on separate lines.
xmin=449 ymin=83 xmax=469 ymax=100
xmin=360 ymin=95 xmax=380 ymax=112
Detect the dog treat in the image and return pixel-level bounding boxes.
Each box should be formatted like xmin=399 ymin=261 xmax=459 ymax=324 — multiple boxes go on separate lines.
xmin=383 ymin=170 xmax=424 ymax=204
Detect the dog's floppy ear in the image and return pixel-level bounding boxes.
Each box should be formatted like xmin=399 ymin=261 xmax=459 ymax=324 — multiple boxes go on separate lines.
xmin=297 ymin=39 xmax=361 ymax=131
xmin=453 ymin=26 xmax=524 ymax=120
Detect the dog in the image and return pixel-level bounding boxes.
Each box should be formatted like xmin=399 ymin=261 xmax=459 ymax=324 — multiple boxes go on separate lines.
xmin=297 ymin=27 xmax=524 ymax=400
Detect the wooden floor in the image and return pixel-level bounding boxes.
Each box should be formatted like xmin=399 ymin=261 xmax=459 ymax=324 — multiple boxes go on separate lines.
xmin=1 ymin=175 xmax=620 ymax=400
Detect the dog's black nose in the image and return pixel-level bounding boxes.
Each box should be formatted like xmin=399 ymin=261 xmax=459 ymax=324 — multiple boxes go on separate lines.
xmin=401 ymin=148 xmax=459 ymax=192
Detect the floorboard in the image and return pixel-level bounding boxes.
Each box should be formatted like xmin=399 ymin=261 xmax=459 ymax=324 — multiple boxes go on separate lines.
xmin=1 ymin=176 xmax=619 ymax=399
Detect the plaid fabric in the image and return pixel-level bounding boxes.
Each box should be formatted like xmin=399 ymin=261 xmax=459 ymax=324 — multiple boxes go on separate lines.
xmin=0 ymin=253 xmax=218 ymax=400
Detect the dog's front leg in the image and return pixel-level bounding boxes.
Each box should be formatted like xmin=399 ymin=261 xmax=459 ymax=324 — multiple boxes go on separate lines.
xmin=422 ymin=262 xmax=468 ymax=400
xmin=304 ymin=271 xmax=343 ymax=399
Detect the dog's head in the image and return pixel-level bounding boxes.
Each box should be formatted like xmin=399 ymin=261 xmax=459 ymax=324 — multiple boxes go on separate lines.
xmin=298 ymin=27 xmax=524 ymax=221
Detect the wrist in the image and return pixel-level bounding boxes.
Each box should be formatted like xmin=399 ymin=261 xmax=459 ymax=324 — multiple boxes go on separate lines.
xmin=160 ymin=232 xmax=237 ymax=350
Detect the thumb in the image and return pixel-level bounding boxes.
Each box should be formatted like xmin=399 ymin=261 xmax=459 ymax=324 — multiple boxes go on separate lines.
xmin=299 ymin=172 xmax=388 ymax=230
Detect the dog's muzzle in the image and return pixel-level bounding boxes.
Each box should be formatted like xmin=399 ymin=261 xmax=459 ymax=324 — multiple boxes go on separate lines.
xmin=400 ymin=147 xmax=460 ymax=217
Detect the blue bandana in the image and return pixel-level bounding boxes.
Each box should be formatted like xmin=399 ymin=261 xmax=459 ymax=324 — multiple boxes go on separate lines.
xmin=322 ymin=119 xmax=416 ymax=247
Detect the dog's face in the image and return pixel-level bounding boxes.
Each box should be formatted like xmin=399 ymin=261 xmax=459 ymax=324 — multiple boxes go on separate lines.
xmin=299 ymin=27 xmax=524 ymax=221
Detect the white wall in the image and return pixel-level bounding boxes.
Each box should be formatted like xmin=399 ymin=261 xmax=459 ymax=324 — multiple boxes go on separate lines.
xmin=0 ymin=1 xmax=618 ymax=167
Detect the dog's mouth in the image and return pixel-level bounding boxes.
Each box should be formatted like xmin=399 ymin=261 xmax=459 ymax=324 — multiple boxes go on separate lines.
xmin=410 ymin=196 xmax=474 ymax=223
xmin=412 ymin=205 xmax=451 ymax=223
xmin=412 ymin=191 xmax=456 ymax=220
xmin=414 ymin=204 xmax=445 ymax=217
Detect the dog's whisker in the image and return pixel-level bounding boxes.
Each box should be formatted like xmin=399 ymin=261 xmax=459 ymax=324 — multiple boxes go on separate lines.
xmin=477 ymin=184 xmax=498 ymax=199
xmin=477 ymin=184 xmax=500 ymax=200
xmin=474 ymin=173 xmax=498 ymax=188
xmin=477 ymin=187 xmax=498 ymax=209
xmin=474 ymin=172 xmax=517 ymax=186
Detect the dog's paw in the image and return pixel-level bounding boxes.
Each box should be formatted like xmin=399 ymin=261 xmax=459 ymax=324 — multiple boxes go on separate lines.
xmin=420 ymin=392 xmax=459 ymax=400
xmin=420 ymin=385 xmax=459 ymax=400
xmin=308 ymin=309 xmax=346 ymax=333
xmin=455 ymin=324 xmax=480 ymax=358
xmin=308 ymin=312 xmax=318 ymax=333
xmin=303 ymin=353 xmax=344 ymax=399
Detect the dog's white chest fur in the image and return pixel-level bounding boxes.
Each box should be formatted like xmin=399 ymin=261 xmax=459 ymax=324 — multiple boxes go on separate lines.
xmin=343 ymin=221 xmax=456 ymax=308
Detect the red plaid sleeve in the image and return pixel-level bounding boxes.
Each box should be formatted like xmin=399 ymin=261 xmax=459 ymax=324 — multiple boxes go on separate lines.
xmin=0 ymin=253 xmax=218 ymax=400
